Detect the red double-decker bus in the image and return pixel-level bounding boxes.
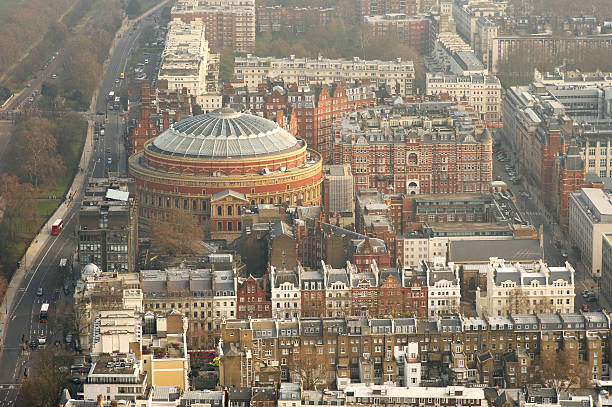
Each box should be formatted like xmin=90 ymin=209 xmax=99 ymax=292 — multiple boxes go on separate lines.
xmin=39 ymin=303 xmax=49 ymax=323
xmin=51 ymin=218 xmax=64 ymax=236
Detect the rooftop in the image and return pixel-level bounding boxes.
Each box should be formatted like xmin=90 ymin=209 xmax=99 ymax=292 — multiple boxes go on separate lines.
xmin=150 ymin=108 xmax=302 ymax=159
xmin=449 ymin=240 xmax=542 ymax=263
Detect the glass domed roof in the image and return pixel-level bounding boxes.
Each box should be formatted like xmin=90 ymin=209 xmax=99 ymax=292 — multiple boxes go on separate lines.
xmin=150 ymin=108 xmax=302 ymax=158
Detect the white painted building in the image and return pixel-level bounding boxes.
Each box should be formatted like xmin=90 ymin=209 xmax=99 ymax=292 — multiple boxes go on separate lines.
xmin=90 ymin=309 xmax=142 ymax=356
xmin=394 ymin=342 xmax=421 ymax=386
xmin=476 ymin=258 xmax=576 ymax=317
xmin=158 ymin=18 xmax=212 ymax=105
xmin=425 ymin=258 xmax=461 ymax=317
xmin=343 ymin=384 xmax=487 ymax=406
xmin=323 ymin=261 xmax=352 ymax=318
xmin=426 ymin=73 xmax=502 ymax=125
xmin=213 ymin=269 xmax=237 ymax=330
xmin=83 ymin=355 xmax=147 ymax=403
xmin=569 ymin=188 xmax=612 ymax=278
xmin=234 ymin=54 xmax=415 ymax=95
xmin=271 ymin=266 xmax=301 ymax=319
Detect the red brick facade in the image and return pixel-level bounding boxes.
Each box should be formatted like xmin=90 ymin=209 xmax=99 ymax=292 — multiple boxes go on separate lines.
xmin=359 ymin=0 xmax=419 ymax=18
xmin=237 ymin=275 xmax=271 ymax=319
xmin=256 ymin=5 xmax=335 ymax=33
xmin=224 ymin=81 xmax=376 ymax=162
xmin=403 ymin=275 xmax=428 ymax=318
xmin=334 ymin=124 xmax=493 ymax=195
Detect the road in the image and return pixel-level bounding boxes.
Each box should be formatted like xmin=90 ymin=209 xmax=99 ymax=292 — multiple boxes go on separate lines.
xmin=493 ymin=134 xmax=610 ymax=314
xmin=0 ymin=13 xmax=151 ymax=406
xmin=1 ymin=53 xmax=63 ymax=113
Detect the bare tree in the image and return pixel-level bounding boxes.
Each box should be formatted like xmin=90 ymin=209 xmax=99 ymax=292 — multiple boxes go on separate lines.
xmin=16 ymin=347 xmax=72 ymax=407
xmin=0 ymin=173 xmax=39 ymax=239
xmin=505 ymin=287 xmax=529 ymax=315
xmin=290 ymin=345 xmax=329 ymax=390
xmin=150 ymin=210 xmax=204 ymax=255
xmin=532 ymin=348 xmax=591 ymax=393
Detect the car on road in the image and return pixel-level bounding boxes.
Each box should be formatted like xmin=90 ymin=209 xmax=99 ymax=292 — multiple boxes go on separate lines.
xmin=72 ymin=378 xmax=81 ymax=384
xmin=38 ymin=335 xmax=46 ymax=345
xmin=51 ymin=74 xmax=57 ymax=79
xmin=65 ymin=333 xmax=73 ymax=345
xmin=115 ymin=79 xmax=120 ymax=83
xmin=70 ymin=363 xmax=84 ymax=370
xmin=36 ymin=287 xmax=43 ymax=296
xmin=583 ymin=290 xmax=593 ymax=298
xmin=582 ymin=303 xmax=590 ymax=312
xmin=107 ymin=157 xmax=112 ymax=164
xmin=29 ymin=341 xmax=37 ymax=350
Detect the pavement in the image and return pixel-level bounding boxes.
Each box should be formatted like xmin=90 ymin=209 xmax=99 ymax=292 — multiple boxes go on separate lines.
xmin=493 ymin=134 xmax=611 ymax=313
xmin=0 ymin=3 xmax=168 ymax=403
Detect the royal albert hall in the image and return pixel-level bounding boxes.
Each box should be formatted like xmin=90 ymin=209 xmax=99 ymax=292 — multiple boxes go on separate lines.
xmin=128 ymin=108 xmax=323 ymax=227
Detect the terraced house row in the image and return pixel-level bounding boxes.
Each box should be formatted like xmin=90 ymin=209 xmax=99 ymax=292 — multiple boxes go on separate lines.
xmin=218 ymin=311 xmax=610 ymax=389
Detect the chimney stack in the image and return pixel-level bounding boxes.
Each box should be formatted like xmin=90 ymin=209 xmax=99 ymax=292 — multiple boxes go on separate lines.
xmin=163 ymin=112 xmax=170 ymax=131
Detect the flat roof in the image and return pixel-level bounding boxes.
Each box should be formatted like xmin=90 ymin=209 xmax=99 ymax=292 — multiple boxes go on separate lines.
xmin=449 ymin=240 xmax=542 ymax=263
xmin=582 ymin=188 xmax=612 ymax=216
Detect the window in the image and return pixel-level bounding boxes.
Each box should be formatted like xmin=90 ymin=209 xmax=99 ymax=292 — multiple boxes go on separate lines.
xmin=217 ymin=222 xmax=222 ymax=231
xmin=227 ymin=206 xmax=233 ymax=216
xmin=217 ymin=206 xmax=222 ymax=216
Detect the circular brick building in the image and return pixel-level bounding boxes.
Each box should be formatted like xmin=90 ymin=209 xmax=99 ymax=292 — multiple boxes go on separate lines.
xmin=129 ymin=108 xmax=322 ymax=234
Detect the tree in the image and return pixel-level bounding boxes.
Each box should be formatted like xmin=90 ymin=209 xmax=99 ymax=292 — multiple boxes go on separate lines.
xmin=0 ymin=86 xmax=11 ymax=104
xmin=5 ymin=118 xmax=65 ymax=187
xmin=0 ymin=173 xmax=39 ymax=239
xmin=0 ymin=275 xmax=7 ymax=306
xmin=53 ymin=111 xmax=87 ymax=171
xmin=505 ymin=287 xmax=529 ymax=315
xmin=290 ymin=344 xmax=329 ymax=390
xmin=532 ymin=347 xmax=591 ymax=393
xmin=126 ymin=0 xmax=141 ymax=17
xmin=150 ymin=211 xmax=204 ymax=255
xmin=41 ymin=82 xmax=58 ymax=98
xmin=15 ymin=347 xmax=72 ymax=407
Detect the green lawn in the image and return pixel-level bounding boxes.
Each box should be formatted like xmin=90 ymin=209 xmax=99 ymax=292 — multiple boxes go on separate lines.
xmin=0 ymin=0 xmax=26 ymax=24
xmin=36 ymin=200 xmax=60 ymax=220
xmin=38 ymin=174 xmax=71 ymax=198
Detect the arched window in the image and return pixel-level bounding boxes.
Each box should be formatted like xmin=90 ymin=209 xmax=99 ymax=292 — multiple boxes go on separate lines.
xmin=227 ymin=206 xmax=233 ymax=216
